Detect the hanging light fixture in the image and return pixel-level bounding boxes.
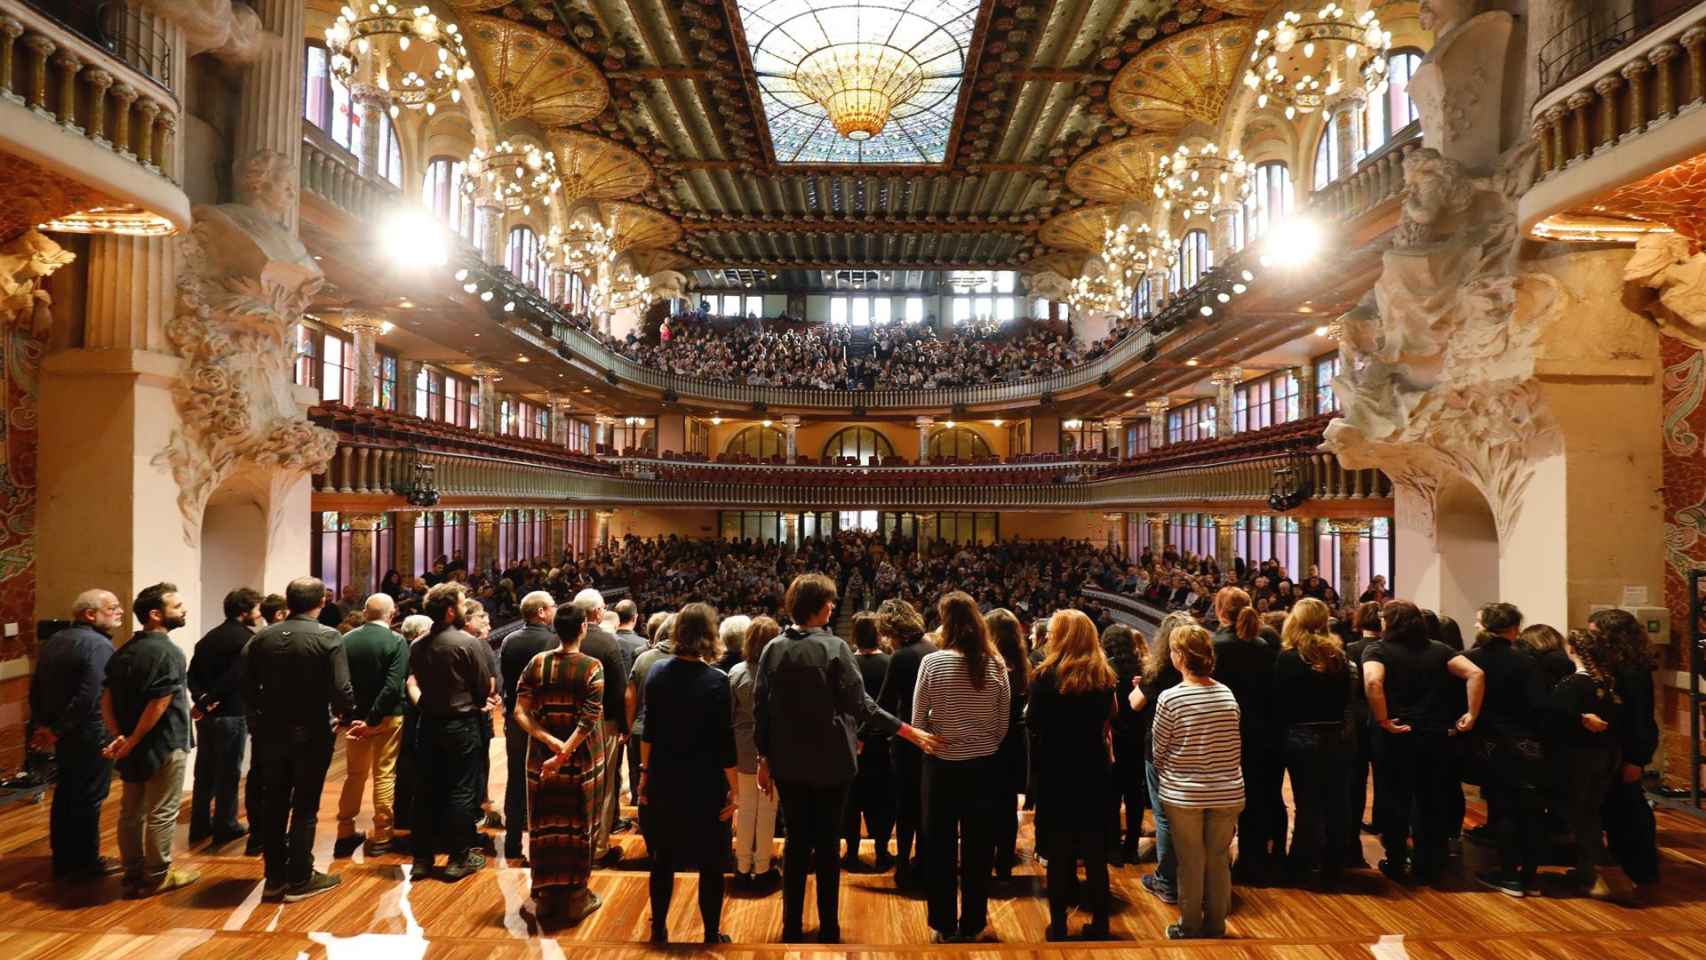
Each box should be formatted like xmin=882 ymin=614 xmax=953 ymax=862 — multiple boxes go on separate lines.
xmin=1100 ymin=222 xmax=1174 ymax=309
xmin=791 ymin=42 xmax=926 ymax=141
xmin=463 ymin=141 xmax=562 ymax=216
xmin=1243 ymin=4 xmax=1391 ymax=120
xmin=324 ymin=3 xmax=474 ymax=117
xmin=1158 ymin=143 xmax=1250 ymax=219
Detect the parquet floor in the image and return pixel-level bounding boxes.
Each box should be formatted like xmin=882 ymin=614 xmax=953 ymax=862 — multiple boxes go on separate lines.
xmin=2 ymin=736 xmax=1706 ymax=958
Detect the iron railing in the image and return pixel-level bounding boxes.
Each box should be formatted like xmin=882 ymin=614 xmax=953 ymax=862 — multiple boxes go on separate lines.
xmin=1537 ymin=1 xmax=1698 ymax=97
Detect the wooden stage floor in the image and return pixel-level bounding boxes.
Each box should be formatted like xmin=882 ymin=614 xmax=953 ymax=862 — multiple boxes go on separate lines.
xmin=2 ymin=737 xmax=1706 ymax=959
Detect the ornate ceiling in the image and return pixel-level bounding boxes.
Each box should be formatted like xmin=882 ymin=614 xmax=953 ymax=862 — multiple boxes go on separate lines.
xmin=458 ymin=0 xmax=1270 ymax=269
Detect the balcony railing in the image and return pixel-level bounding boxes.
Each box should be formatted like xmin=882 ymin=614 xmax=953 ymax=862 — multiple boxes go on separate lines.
xmin=1304 ymin=122 xmax=1422 ymax=223
xmin=300 ymin=122 xmax=400 ymax=222
xmin=1537 ymin=1 xmax=1699 ymax=98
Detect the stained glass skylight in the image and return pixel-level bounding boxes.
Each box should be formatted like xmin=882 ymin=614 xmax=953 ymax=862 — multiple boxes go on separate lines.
xmin=736 ymin=0 xmax=978 ymax=164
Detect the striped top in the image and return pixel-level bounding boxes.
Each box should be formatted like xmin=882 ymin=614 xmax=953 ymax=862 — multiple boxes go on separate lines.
xmin=912 ymin=649 xmax=1011 ymax=761
xmin=1152 ymin=680 xmax=1244 ymax=809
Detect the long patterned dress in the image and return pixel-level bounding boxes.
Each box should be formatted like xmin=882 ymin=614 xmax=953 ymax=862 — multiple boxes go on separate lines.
xmin=516 ymin=648 xmax=607 ymax=899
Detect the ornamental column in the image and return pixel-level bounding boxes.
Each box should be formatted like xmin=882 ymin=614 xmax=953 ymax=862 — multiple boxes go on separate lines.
xmin=915 ymin=415 xmax=934 ymax=464
xmin=1295 ymin=516 xmax=1318 ymax=577
xmin=546 ymin=509 xmax=570 ymax=558
xmin=594 ymin=414 xmax=614 ymax=452
xmin=1212 ymin=366 xmax=1241 ymax=436
xmin=471 ymin=511 xmax=502 ymax=572
xmin=1211 ymin=514 xmax=1240 ymax=569
xmin=1146 ymin=399 xmax=1169 ymax=448
xmin=344 ymin=313 xmax=385 ymax=409
xmin=480 ymin=201 xmax=505 ymax=266
xmin=1210 ymin=203 xmax=1242 ymax=263
xmin=594 ymin=510 xmax=614 ymax=546
xmin=397 ymin=358 xmax=421 ymax=417
xmin=472 ymin=366 xmax=499 ymax=434
xmin=1331 ymin=518 xmax=1369 ymax=605
xmin=547 ymin=394 xmax=570 ymax=445
xmin=236 ymin=0 xmax=307 ymax=232
xmin=782 ymin=414 xmax=800 ymax=464
xmin=1147 ymin=513 xmax=1168 ymax=556
xmin=393 ymin=510 xmax=419 ymax=580
xmin=346 ymin=512 xmax=381 ymax=598
xmin=354 ymin=86 xmax=386 ymax=180
xmin=1333 ymin=101 xmax=1363 ymax=185
xmin=1104 ymin=417 xmax=1123 ymax=457
xmin=1293 ymin=363 xmax=1318 ymax=418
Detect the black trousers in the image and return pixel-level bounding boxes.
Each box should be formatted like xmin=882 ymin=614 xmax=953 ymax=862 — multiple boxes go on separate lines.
xmin=1372 ymin=730 xmax=1455 ymax=877
xmin=503 ymin=712 xmax=529 ymax=856
xmin=1560 ymin=744 xmax=1619 ymax=883
xmin=627 ymin=729 xmax=644 ymax=806
xmin=1603 ymin=776 xmax=1659 ymax=884
xmin=255 ymin=724 xmax=334 ymax=886
xmin=1040 ymin=825 xmax=1109 ymax=932
xmin=1236 ymin=743 xmax=1286 ymax=872
xmin=1484 ymin=780 xmax=1548 ymax=882
xmin=393 ymin=712 xmax=416 ymax=833
xmin=49 ymin=739 xmax=112 ymax=872
xmin=923 ymin=754 xmax=998 ymax=937
xmin=891 ymin=740 xmax=925 ymax=873
xmin=843 ymin=738 xmax=893 ymax=861
xmin=413 ymin=715 xmax=483 ymax=864
xmin=191 ymin=715 xmax=247 ymax=837
xmin=1345 ymin=718 xmax=1373 ymax=862
xmin=1108 ymin=738 xmax=1146 ymax=855
xmin=776 ymin=779 xmax=850 ymax=938
xmin=246 ymin=732 xmax=264 ymax=833
xmin=650 ymin=845 xmax=726 ymax=939
xmin=1284 ymin=723 xmax=1353 ymax=877
xmin=992 ymin=787 xmax=1020 ymax=875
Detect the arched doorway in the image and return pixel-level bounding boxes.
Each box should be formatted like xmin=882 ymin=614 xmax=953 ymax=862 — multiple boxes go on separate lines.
xmin=1435 ymin=478 xmax=1500 ymax=626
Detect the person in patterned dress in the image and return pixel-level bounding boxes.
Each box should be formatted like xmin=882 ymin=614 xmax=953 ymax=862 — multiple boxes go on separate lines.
xmin=513 ymin=602 xmax=607 ymax=927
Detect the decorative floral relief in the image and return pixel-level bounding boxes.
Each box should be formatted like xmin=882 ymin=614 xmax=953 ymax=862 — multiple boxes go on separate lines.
xmin=1662 ymin=347 xmax=1704 ymax=457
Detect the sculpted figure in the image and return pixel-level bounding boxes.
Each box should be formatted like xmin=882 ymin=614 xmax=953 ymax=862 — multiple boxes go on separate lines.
xmin=1417 ymin=0 xmax=1482 ymax=38
xmin=1625 ymin=232 xmax=1706 ymax=349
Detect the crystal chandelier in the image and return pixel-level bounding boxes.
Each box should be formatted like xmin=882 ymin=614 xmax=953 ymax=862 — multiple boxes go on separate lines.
xmin=791 ymin=43 xmax=925 ymax=141
xmin=547 ymin=219 xmax=614 ymax=273
xmin=1243 ymin=4 xmax=1391 ymax=120
xmin=324 ymin=4 xmax=474 ymax=117
xmin=464 ymin=141 xmax=561 ymax=216
xmin=610 ymin=271 xmax=653 ymax=311
xmin=1159 ymin=144 xmax=1249 ymax=219
xmin=1068 ymin=271 xmax=1122 ymax=318
xmin=1101 ymin=223 xmax=1175 ymax=304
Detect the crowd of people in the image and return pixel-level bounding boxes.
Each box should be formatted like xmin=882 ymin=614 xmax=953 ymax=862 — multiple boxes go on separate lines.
xmin=24 ymin=535 xmax=1664 ymax=944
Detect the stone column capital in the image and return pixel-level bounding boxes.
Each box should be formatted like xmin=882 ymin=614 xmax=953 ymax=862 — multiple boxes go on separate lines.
xmin=1104 ymin=417 xmax=1123 ymax=430
xmin=1209 ymin=514 xmax=1242 ymax=529
xmin=1564 ymin=90 xmax=1595 ymax=111
xmin=1 ymin=16 xmax=24 ymax=41
xmin=342 ymin=311 xmax=389 ymax=334
xmin=1621 ymin=57 xmax=1653 ymax=80
xmin=595 ymin=414 xmax=616 ymax=426
xmin=344 ymin=512 xmax=383 ymax=532
xmin=914 ymin=415 xmax=934 ymax=428
xmin=469 ymin=510 xmax=505 ymax=525
xmin=1329 ymin=518 xmax=1371 ymax=535
xmin=1210 ymin=366 xmax=1243 ymax=385
xmin=1592 ymin=73 xmax=1624 ymax=97
xmin=470 ymin=364 xmax=500 ymax=381
xmin=110 ymin=81 xmax=137 ymax=105
xmin=1144 ymin=398 xmax=1170 ymax=416
xmin=594 ymin=509 xmax=616 ymax=521
xmin=134 ymin=97 xmax=160 ymax=120
xmin=84 ymin=67 xmax=113 ymax=92
xmin=1650 ymin=41 xmax=1682 ymax=66
xmin=780 ymin=414 xmax=800 ymax=429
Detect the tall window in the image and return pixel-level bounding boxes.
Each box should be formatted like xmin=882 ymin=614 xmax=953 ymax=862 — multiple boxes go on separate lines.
xmin=293 ymin=324 xmax=320 ymax=391
xmin=927 ymin=427 xmax=992 ymax=461
xmin=1244 ymin=161 xmax=1293 ymax=245
xmin=423 ymin=157 xmax=476 ymax=241
xmin=822 ymin=427 xmax=895 ymax=465
xmin=1174 ymin=229 xmax=1212 ymax=289
xmin=873 ymin=299 xmax=892 ymax=325
xmin=952 ymin=298 xmax=972 ymax=324
xmin=320 ymin=330 xmax=354 ymax=403
xmin=744 ymin=295 xmax=763 ymax=317
xmin=1315 ymin=353 xmax=1342 ymax=413
xmin=1318 ymin=517 xmax=1394 ymax=597
xmin=725 ymin=425 xmax=787 ymax=460
xmin=1232 ymin=369 xmax=1300 ymax=433
xmin=850 ymin=297 xmax=870 ymax=327
xmin=506 ymin=226 xmax=542 ymax=290
xmin=1366 ymin=49 xmax=1424 ymax=151
xmin=830 ymin=298 xmax=849 ymax=325
xmin=376 ymin=353 xmax=398 ymax=411
xmin=1166 ymin=399 xmax=1217 ymax=443
xmin=1314 ymin=118 xmax=1344 ymax=190
xmin=304 ymin=42 xmax=400 ymax=175
xmin=905 ymin=297 xmax=925 ymax=323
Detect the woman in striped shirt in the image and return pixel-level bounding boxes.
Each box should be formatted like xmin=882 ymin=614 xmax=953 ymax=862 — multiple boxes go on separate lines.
xmin=1152 ymin=624 xmax=1244 ymax=940
xmin=911 ymin=592 xmax=1011 ymax=944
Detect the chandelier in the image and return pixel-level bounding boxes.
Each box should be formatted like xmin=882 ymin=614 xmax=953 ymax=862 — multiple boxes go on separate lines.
xmin=547 ymin=219 xmax=614 ymax=273
xmin=1101 ymin=223 xmax=1175 ymax=304
xmin=1243 ymin=4 xmax=1391 ymax=120
xmin=791 ymin=43 xmax=925 ymax=141
xmin=464 ymin=141 xmax=561 ymax=216
xmin=1159 ymin=144 xmax=1249 ymax=219
xmin=324 ymin=4 xmax=474 ymax=117
xmin=610 ymin=271 xmax=653 ymax=311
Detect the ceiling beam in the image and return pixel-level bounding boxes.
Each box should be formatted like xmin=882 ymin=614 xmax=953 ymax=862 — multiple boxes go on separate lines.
xmin=683 ymin=219 xmax=1036 ymax=234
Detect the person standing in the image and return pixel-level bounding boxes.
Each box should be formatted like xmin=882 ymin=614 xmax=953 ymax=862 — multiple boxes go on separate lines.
xmin=755 ymin=575 xmax=936 ymax=944
xmin=391 ymin=614 xmax=434 ymax=851
xmin=1130 ymin=611 xmax=1193 ymax=907
xmin=242 ymin=593 xmax=289 ymax=856
xmin=30 ymin=589 xmax=124 ymax=880
xmin=335 ymin=593 xmax=408 ymax=857
xmin=410 ymin=582 xmax=497 ymax=880
xmin=842 ymin=612 xmax=895 ymax=872
xmin=243 ymin=577 xmax=363 ymax=901
xmin=1591 ymin=608 xmax=1661 ymax=895
xmin=1274 ymin=598 xmax=1353 ymax=887
xmin=513 ymin=602 xmax=607 ymax=928
xmin=1465 ymin=602 xmax=1550 ymax=897
xmin=500 ymin=591 xmax=561 ymax=862
xmin=639 ymin=603 xmax=739 ymax=945
xmin=626 ymin=615 xmax=675 ymax=841
xmin=572 ymin=589 xmax=629 ymax=865
xmin=1152 ymin=625 xmax=1243 ymax=940
xmin=1549 ymin=628 xmax=1624 ymax=900
xmin=1026 ymin=609 xmax=1117 ymax=941
xmin=613 ymin=599 xmax=647 ymax=805
xmin=1102 ymin=622 xmax=1147 ymax=865
xmin=875 ymin=599 xmax=932 ymax=888
xmin=985 ymin=608 xmax=1030 ymax=885
xmin=102 ymin=583 xmax=197 ymax=897
xmin=912 ymin=591 xmax=1009 ymax=945
xmin=729 ymin=617 xmax=782 ymax=887
xmin=188 ymin=587 xmax=262 ymax=848
xmin=1209 ymin=588 xmax=1281 ymax=884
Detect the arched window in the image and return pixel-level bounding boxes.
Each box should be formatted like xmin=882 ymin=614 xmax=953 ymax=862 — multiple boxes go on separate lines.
xmin=928 ymin=427 xmax=992 ymax=462
xmin=1243 ymin=161 xmax=1293 ymax=245
xmin=1314 ymin=119 xmax=1343 ymax=190
xmin=422 ymin=156 xmax=476 ymax=240
xmin=1176 ymin=229 xmax=1212 ymax=289
xmin=724 ymin=425 xmax=787 ymax=460
xmin=506 ymin=226 xmax=542 ymax=290
xmin=1366 ymin=49 xmax=1424 ymax=151
xmin=822 ymin=427 xmax=895 ymax=465
xmin=304 ymin=43 xmax=401 ymax=178
xmin=377 ymin=117 xmax=403 ymax=187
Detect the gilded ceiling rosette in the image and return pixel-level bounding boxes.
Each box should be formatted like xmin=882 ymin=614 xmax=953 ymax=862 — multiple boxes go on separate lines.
xmin=1065 ymin=133 xmax=1175 ymax=205
xmin=547 ymin=131 xmax=655 ymax=204
xmin=1038 ymin=205 xmax=1122 ymax=253
xmin=1200 ymin=0 xmax=1284 ymax=15
xmin=603 ymin=202 xmax=684 ymax=253
xmin=466 ymin=16 xmax=609 ymax=126
xmin=1108 ymin=20 xmax=1255 ymax=132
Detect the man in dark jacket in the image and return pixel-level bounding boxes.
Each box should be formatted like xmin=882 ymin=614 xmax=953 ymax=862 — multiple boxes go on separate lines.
xmin=244 ymin=576 xmax=362 ymax=902
xmin=335 ymin=593 xmax=408 ymax=857
xmin=498 ymin=590 xmax=559 ymax=860
xmin=187 ymin=587 xmax=262 ymax=847
xmin=409 ymin=581 xmax=496 ymax=880
xmin=754 ymin=574 xmax=936 ymax=943
xmin=30 ymin=589 xmax=125 ymax=880
xmin=572 ymin=588 xmax=629 ymax=863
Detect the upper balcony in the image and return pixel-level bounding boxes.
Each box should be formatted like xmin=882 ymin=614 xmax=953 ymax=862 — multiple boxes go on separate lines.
xmin=1520 ymin=1 xmax=1706 ymax=240
xmin=0 ymin=0 xmax=189 ymax=237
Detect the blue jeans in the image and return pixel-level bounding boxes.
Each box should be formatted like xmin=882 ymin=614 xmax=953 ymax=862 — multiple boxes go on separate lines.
xmin=1146 ymin=758 xmax=1176 ymax=892
xmin=191 ymin=715 xmax=247 ymax=837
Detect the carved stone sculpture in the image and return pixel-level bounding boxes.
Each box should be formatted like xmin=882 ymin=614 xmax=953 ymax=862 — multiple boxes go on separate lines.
xmin=1417 ymin=0 xmax=1483 ymax=39
xmin=138 ymin=0 xmax=266 ymax=64
xmin=647 ymin=269 xmax=689 ymax=304
xmin=157 ymin=150 xmax=338 ymax=544
xmin=1625 ymin=232 xmax=1706 ymax=350
xmin=1025 ymin=270 xmax=1074 ymax=303
xmin=0 ymin=230 xmax=74 ymax=341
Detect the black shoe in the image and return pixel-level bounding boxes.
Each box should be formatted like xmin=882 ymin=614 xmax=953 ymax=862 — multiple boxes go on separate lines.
xmin=333 ymin=833 xmax=366 ymax=859
xmin=754 ymin=866 xmax=781 ymax=887
xmin=409 ymin=860 xmax=436 ymax=881
xmin=187 ymin=829 xmax=210 ymax=846
xmin=211 ymin=824 xmax=249 ymax=847
xmin=262 ymin=879 xmax=288 ymax=901
xmin=650 ymin=926 xmax=669 ymax=945
xmin=474 ymin=834 xmax=498 ymax=854
xmin=705 ymin=932 xmax=731 ymax=944
xmin=56 ymin=856 xmax=121 ymax=881
xmin=284 ymin=871 xmax=341 ymax=902
xmin=365 ymin=838 xmax=394 ymax=857
xmin=245 ymin=836 xmax=264 ymax=857
xmin=874 ymin=854 xmax=895 ymax=872
xmin=1477 ymin=871 xmax=1525 ymax=898
xmin=441 ymin=852 xmax=485 ymax=880
xmin=597 ymin=846 xmax=622 ymax=867
xmin=818 ymin=927 xmax=842 ymax=944
xmin=781 ymin=928 xmax=806 ymax=943
xmin=483 ymin=811 xmax=505 ymax=830
xmin=1142 ymin=872 xmax=1178 ymax=904
xmin=563 ymin=889 xmax=603 ymax=926
xmin=839 ymin=854 xmax=864 ymax=873
xmin=1045 ymin=925 xmax=1070 ymax=942
xmin=1378 ymin=859 xmax=1412 ymax=885
xmin=613 ymin=817 xmax=636 ymax=834
xmin=1166 ymin=923 xmax=1189 ymax=940
xmin=930 ymin=930 xmax=957 ymax=944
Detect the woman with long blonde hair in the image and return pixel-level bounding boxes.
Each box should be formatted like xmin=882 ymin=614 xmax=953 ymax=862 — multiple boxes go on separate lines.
xmin=1130 ymin=611 xmax=1194 ymax=905
xmin=1275 ymin=597 xmax=1353 ymax=886
xmin=1026 ymin=609 xmax=1118 ymax=940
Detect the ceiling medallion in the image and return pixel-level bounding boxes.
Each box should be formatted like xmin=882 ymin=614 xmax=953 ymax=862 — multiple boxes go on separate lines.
xmin=1159 ymin=143 xmax=1249 ymax=219
xmin=1065 ymin=134 xmax=1175 ymax=204
xmin=1243 ymin=3 xmax=1391 ymax=120
xmin=792 ymin=42 xmax=926 ymax=141
xmin=465 ymin=16 xmax=609 ymax=126
xmin=324 ymin=4 xmax=473 ymax=117
xmin=1108 ymin=20 xmax=1254 ymax=133
xmin=548 ymin=131 xmax=655 ymax=204
xmin=464 ymin=141 xmax=560 ymax=216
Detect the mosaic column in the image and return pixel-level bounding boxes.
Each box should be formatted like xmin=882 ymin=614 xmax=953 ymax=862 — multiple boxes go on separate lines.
xmin=472 ymin=366 xmax=499 ymax=434
xmin=915 ymin=415 xmax=934 ymax=464
xmin=344 ymin=313 xmax=385 ymax=409
xmin=594 ymin=510 xmax=613 ymax=546
xmin=1294 ymin=363 xmax=1317 ymax=418
xmin=1212 ymin=366 xmax=1241 ymax=436
xmin=346 ymin=512 xmax=382 ymax=598
xmin=1146 ymin=399 xmax=1168 ymax=448
xmin=782 ymin=414 xmax=800 ymax=464
xmin=393 ymin=510 xmax=418 ymax=581
xmin=1147 ymin=514 xmax=1168 ymax=555
xmin=546 ymin=509 xmax=569 ymax=558
xmin=1331 ymin=518 xmax=1370 ymax=605
xmin=1104 ymin=417 xmax=1123 ymax=457
xmin=1212 ymin=514 xmax=1240 ymax=569
xmin=471 ymin=511 xmax=502 ymax=572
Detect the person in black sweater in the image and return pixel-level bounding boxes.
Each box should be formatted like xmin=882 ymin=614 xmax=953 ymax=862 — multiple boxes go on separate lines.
xmin=1465 ymin=603 xmax=1551 ymax=897
xmin=876 ymin=599 xmax=933 ymax=889
xmin=1274 ymin=598 xmax=1353 ymax=887
xmin=1362 ymin=600 xmax=1483 ymax=887
xmin=1343 ymin=602 xmax=1382 ymax=867
xmin=1103 ymin=622 xmax=1147 ymax=864
xmin=1548 ymin=628 xmax=1624 ymax=899
xmin=187 ymin=587 xmax=263 ymax=847
xmin=1518 ymin=623 xmax=1575 ymax=691
xmin=1210 ymin=588 xmax=1282 ymax=883
xmin=1590 ymin=608 xmax=1661 ymax=892
xmin=842 ymin=612 xmax=895 ymax=872
xmin=985 ymin=609 xmax=1030 ymax=885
